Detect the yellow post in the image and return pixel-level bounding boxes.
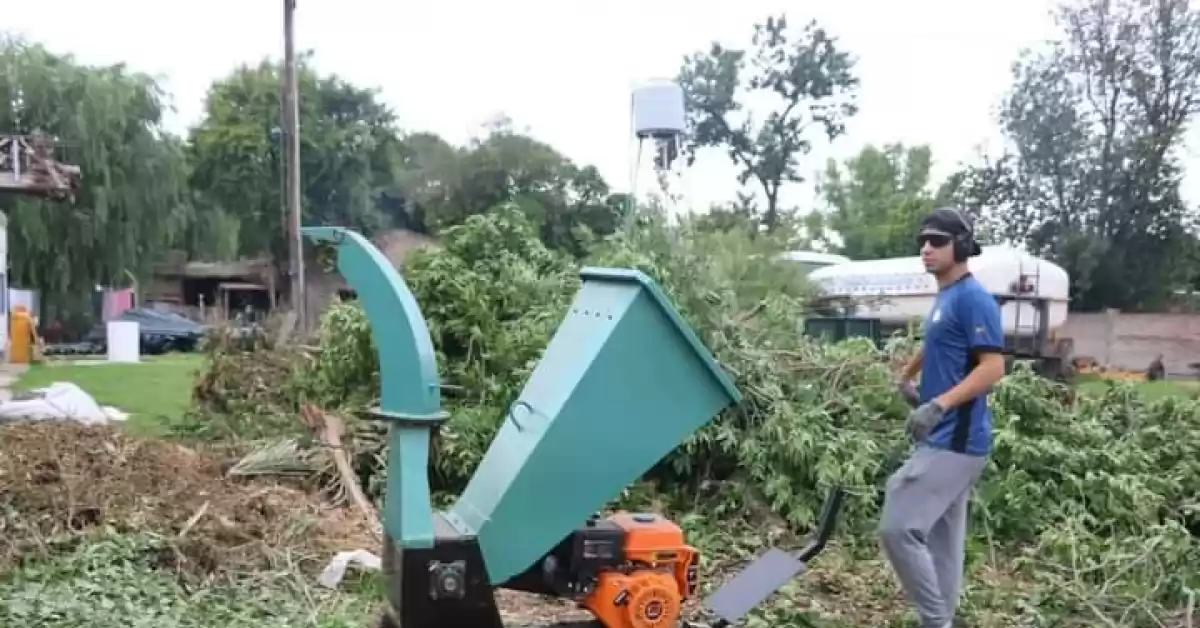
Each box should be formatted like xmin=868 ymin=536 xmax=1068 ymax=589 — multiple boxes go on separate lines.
xmin=9 ymin=306 xmax=36 ymax=364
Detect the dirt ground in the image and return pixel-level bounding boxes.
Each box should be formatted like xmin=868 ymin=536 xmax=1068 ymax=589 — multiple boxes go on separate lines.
xmin=0 ymin=421 xmax=379 ymax=576
xmin=0 ymin=420 xmax=607 ymax=625
xmin=0 ymin=421 xmax=925 ymax=626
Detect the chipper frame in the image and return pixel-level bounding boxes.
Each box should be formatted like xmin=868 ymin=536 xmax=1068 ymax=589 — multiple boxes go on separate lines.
xmin=303 ymin=226 xmax=846 ymax=628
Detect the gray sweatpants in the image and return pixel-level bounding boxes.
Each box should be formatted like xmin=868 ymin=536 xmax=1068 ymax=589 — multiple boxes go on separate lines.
xmin=878 ymin=446 xmax=987 ymax=628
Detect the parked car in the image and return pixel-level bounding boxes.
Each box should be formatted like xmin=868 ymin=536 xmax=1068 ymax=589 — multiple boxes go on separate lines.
xmin=86 ymin=308 xmax=207 ymax=354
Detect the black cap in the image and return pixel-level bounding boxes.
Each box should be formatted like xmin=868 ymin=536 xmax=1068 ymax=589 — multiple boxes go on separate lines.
xmin=920 ymin=207 xmax=982 ymax=256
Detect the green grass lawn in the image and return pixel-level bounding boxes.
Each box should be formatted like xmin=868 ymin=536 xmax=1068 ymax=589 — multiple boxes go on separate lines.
xmin=1072 ymin=373 xmax=1200 ymax=400
xmin=13 ymin=353 xmax=204 ymax=436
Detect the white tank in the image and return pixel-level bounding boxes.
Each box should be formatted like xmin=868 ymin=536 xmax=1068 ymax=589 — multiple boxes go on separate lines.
xmin=632 ymin=79 xmax=686 ymax=139
xmin=779 ymin=250 xmax=852 ymax=274
xmin=808 ymin=245 xmax=1070 ymax=337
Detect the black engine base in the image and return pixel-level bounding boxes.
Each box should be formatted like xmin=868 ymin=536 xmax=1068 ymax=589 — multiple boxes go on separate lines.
xmin=380 ymin=511 xmax=634 ymax=628
xmin=381 ymin=512 xmax=505 ymax=628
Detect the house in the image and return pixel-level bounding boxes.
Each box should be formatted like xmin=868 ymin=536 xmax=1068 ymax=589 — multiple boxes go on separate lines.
xmin=145 ymin=228 xmax=438 ymax=326
xmin=302 ymin=228 xmax=439 ymax=321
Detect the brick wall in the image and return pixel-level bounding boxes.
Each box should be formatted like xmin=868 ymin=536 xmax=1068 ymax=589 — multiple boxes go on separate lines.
xmin=1060 ymin=310 xmax=1200 ymax=376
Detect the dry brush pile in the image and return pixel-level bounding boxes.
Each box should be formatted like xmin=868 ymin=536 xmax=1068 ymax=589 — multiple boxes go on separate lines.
xmin=189 ymin=203 xmax=1200 ymax=627
xmin=0 ymin=422 xmax=377 ymax=576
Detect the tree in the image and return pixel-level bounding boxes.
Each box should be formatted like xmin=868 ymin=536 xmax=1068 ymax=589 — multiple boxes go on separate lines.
xmin=946 ymin=0 xmax=1200 ymax=311
xmin=191 ymin=63 xmax=626 ymax=261
xmin=816 ymin=143 xmax=944 ymax=259
xmin=692 ymin=193 xmax=762 ymax=234
xmin=0 ymin=37 xmax=191 ymax=317
xmin=395 ymin=120 xmax=626 ymax=256
xmin=678 ymin=14 xmax=860 ymax=231
xmin=392 ymin=130 xmax=459 ymax=234
xmin=186 ymin=55 xmax=403 ymax=264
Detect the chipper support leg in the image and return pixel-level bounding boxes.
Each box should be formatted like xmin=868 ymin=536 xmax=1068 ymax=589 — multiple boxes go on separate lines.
xmin=379 ymin=514 xmax=504 ymax=628
xmin=302 ymin=227 xmax=503 ymax=628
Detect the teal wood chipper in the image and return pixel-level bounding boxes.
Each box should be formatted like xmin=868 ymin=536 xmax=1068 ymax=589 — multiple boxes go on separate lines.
xmin=304 ymin=227 xmax=845 ymax=628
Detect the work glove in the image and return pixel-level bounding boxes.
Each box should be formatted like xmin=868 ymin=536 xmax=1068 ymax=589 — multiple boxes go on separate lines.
xmin=907 ymin=400 xmax=946 ymax=442
xmin=895 ymin=378 xmax=920 ymax=408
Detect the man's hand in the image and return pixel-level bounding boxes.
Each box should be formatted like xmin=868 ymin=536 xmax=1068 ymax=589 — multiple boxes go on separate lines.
xmin=895 ymin=378 xmax=920 ymax=408
xmin=907 ymin=400 xmax=946 ymax=442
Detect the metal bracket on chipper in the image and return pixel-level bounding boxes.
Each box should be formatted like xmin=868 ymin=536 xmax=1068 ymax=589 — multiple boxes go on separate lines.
xmin=300 ymin=227 xmax=848 ymax=628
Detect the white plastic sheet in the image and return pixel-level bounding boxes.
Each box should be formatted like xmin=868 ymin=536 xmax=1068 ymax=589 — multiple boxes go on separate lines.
xmin=0 ymin=382 xmax=126 ymax=424
xmin=317 ymin=549 xmax=382 ymax=589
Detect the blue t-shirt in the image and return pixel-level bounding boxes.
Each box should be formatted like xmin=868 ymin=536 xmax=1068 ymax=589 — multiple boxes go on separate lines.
xmin=919 ymin=273 xmax=1004 ymax=456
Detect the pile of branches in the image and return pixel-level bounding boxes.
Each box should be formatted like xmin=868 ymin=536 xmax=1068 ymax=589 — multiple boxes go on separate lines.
xmin=188 ymin=317 xmax=315 ymax=440
xmin=189 ymin=203 xmax=1200 ymax=626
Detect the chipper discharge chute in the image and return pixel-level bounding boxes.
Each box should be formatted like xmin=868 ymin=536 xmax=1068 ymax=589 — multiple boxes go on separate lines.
xmin=302 ymin=226 xmax=846 ymax=628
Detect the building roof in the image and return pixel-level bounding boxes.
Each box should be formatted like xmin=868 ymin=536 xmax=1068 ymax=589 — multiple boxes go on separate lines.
xmin=154 ymin=228 xmax=439 ymax=278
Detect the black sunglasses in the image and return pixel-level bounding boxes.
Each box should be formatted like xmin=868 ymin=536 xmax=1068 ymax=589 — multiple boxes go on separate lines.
xmin=917 ymin=233 xmax=952 ymax=248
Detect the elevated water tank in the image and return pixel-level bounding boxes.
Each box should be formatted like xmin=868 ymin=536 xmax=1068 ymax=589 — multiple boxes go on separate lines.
xmin=632 ymin=79 xmax=686 ymax=139
xmin=808 ymin=245 xmax=1070 ymax=337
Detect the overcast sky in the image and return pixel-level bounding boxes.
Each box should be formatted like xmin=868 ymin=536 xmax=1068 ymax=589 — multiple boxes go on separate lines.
xmin=8 ymin=0 xmax=1198 ymax=213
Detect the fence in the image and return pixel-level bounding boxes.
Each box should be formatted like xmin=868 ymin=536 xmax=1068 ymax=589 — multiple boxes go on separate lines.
xmin=1060 ymin=310 xmax=1200 ymax=376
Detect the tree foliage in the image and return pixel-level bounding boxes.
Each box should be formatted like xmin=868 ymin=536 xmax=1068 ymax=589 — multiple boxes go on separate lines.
xmin=813 ymin=143 xmax=946 ymax=259
xmin=186 ymin=56 xmax=403 ymax=263
xmin=947 ymin=0 xmax=1200 ymax=310
xmin=395 ymin=118 xmax=627 ymax=256
xmin=188 ymin=65 xmax=626 ymax=264
xmin=0 ymin=38 xmax=635 ymax=326
xmin=0 ymin=37 xmax=191 ymax=315
xmin=679 ymin=15 xmax=860 ymax=231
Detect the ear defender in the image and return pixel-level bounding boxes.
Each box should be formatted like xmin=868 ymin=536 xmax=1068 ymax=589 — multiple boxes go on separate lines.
xmin=946 ymin=207 xmax=975 ymax=263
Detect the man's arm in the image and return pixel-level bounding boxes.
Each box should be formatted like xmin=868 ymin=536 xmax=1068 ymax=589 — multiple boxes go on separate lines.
xmin=933 ymin=292 xmax=1006 ymax=409
xmin=934 ymin=352 xmax=1005 ymax=409
xmin=898 ymin=347 xmax=924 ymax=382
xmin=894 ymin=347 xmax=924 ymax=407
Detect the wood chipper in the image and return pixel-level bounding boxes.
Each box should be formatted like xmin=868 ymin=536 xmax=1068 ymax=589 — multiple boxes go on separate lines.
xmin=304 ymin=226 xmax=846 ymax=628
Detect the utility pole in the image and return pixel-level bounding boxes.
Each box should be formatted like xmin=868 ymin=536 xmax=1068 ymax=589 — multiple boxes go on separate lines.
xmin=282 ymin=0 xmax=306 ymax=330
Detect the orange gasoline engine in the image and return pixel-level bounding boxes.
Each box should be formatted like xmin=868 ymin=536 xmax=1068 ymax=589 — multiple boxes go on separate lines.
xmin=578 ymin=513 xmax=698 ymax=628
xmin=384 ymin=487 xmax=844 ymax=628
xmin=501 ymin=510 xmax=700 ymax=628
xmin=501 ymin=488 xmax=843 ymax=628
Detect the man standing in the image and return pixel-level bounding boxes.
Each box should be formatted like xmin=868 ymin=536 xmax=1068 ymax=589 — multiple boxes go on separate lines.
xmin=880 ymin=207 xmax=1007 ymax=628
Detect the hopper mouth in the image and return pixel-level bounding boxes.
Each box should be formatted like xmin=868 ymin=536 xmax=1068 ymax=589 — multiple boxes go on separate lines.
xmin=449 ymin=266 xmax=742 ymax=584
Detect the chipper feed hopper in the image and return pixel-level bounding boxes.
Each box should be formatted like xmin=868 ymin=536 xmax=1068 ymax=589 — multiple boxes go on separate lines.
xmin=303 ymin=226 xmax=846 ymax=628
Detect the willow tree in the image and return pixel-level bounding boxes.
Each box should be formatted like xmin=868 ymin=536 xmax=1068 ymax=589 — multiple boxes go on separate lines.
xmin=0 ymin=36 xmax=191 ymax=315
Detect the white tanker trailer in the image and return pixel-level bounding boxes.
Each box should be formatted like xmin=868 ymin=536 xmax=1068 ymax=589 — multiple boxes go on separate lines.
xmin=805 ymin=245 xmax=1073 ymax=376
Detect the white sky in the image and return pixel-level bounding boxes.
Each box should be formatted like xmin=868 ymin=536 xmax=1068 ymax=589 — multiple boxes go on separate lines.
xmin=7 ymin=0 xmax=1200 ymax=213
